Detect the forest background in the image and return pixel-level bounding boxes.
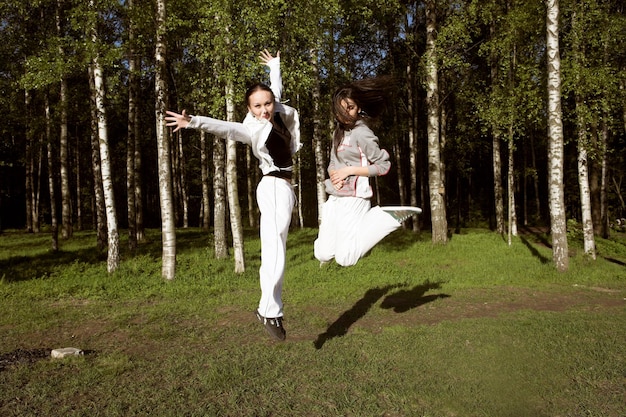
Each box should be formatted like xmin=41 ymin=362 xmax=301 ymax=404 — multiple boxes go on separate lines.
xmin=1 ymin=0 xmax=625 ymax=276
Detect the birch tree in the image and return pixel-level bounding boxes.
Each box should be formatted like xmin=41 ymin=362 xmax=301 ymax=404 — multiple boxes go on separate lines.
xmin=56 ymin=0 xmax=72 ymax=239
xmin=213 ymin=135 xmax=228 ymax=259
xmin=199 ymin=131 xmax=211 ymax=230
xmin=88 ymin=0 xmax=119 ymax=273
xmin=425 ymin=0 xmax=448 ymax=244
xmin=88 ymin=68 xmax=107 ymax=251
xmin=155 ymin=0 xmax=176 ymax=279
xmin=572 ymin=8 xmax=596 ymax=259
xmin=546 ymin=0 xmax=568 ymax=271
xmin=224 ymin=80 xmax=245 ymax=273
xmin=126 ymin=0 xmax=139 ymax=251
xmin=45 ymin=94 xmax=59 ymax=251
xmin=311 ymin=48 xmax=327 ymax=223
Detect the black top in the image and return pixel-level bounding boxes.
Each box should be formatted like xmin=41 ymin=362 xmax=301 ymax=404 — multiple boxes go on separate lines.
xmin=265 ymin=113 xmax=292 ymax=169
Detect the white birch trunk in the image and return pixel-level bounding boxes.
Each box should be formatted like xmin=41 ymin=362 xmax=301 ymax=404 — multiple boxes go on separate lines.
xmin=89 ymin=3 xmax=119 ymax=273
xmin=507 ymin=132 xmax=517 ymax=246
xmin=126 ymin=0 xmax=138 ymax=250
xmin=600 ymin=121 xmax=608 ymax=238
xmin=213 ymin=135 xmax=228 ymax=259
xmin=200 ymin=131 xmax=211 ymax=230
xmin=88 ymin=68 xmax=107 ymax=251
xmin=426 ymin=1 xmax=447 ymax=244
xmin=56 ymin=0 xmax=72 ymax=239
xmin=246 ymin=146 xmax=257 ymax=227
xmin=225 ymin=82 xmax=245 ymax=273
xmin=572 ymin=10 xmax=596 ymax=258
xmin=407 ymin=60 xmax=420 ymax=233
xmin=45 ymin=94 xmax=59 ymax=251
xmin=546 ymin=0 xmax=569 ymax=271
xmin=577 ymin=134 xmax=596 ymax=259
xmin=75 ymin=140 xmax=82 ymax=231
xmin=155 ymin=0 xmax=176 ymax=279
xmin=177 ymin=130 xmax=189 ymax=228
xmin=311 ymin=48 xmax=327 ymax=224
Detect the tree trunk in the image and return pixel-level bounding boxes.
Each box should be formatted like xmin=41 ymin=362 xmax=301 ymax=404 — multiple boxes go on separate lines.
xmin=576 ymin=112 xmax=596 ymax=258
xmin=530 ymin=132 xmax=541 ymax=221
xmin=425 ymin=0 xmax=447 ymax=244
xmin=45 ymin=94 xmax=59 ymax=252
xmin=572 ymin=9 xmax=596 ymax=258
xmin=589 ymin=125 xmax=601 ymax=233
xmin=490 ymin=20 xmax=505 ymax=235
xmin=600 ymin=120 xmax=609 ymax=238
xmin=311 ymin=48 xmax=327 ymax=224
xmin=134 ymin=118 xmax=145 ymax=241
xmin=296 ymin=154 xmax=304 ymax=228
xmin=225 ymin=81 xmax=245 ymax=273
xmin=177 ymin=130 xmax=189 ymax=228
xmin=25 ymin=89 xmax=34 ymax=233
xmin=75 ymin=137 xmax=82 ymax=231
xmin=88 ymin=75 xmax=107 ymax=251
xmin=507 ymin=130 xmax=517 ymax=245
xmin=126 ymin=0 xmax=138 ymax=250
xmin=89 ymin=3 xmax=120 ymax=273
xmin=213 ymin=135 xmax=228 ymax=259
xmin=155 ymin=0 xmax=176 ymax=279
xmin=56 ymin=0 xmax=72 ymax=239
xmin=200 ymin=131 xmax=211 ymax=230
xmin=34 ymin=138 xmax=42 ymax=232
xmin=246 ymin=146 xmax=257 ymax=227
xmin=546 ymin=0 xmax=569 ymax=271
xmin=407 ymin=60 xmax=420 ymax=233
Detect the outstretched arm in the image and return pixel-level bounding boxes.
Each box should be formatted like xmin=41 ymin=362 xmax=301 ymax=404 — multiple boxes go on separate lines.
xmin=166 ymin=109 xmax=252 ymax=145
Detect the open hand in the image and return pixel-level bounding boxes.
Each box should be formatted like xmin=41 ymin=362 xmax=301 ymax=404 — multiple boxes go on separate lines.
xmin=165 ymin=110 xmax=191 ymax=132
xmin=259 ymin=49 xmax=279 ymax=65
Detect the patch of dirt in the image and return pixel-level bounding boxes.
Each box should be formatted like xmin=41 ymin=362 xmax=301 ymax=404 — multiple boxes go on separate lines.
xmin=371 ymin=285 xmax=625 ymax=327
xmin=0 ymin=348 xmax=50 ymax=372
xmin=3 ymin=286 xmax=624 ymax=356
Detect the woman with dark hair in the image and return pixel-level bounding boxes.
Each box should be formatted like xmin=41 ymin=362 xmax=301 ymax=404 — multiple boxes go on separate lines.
xmin=314 ymin=76 xmax=421 ymax=267
xmin=165 ymin=50 xmax=300 ymax=341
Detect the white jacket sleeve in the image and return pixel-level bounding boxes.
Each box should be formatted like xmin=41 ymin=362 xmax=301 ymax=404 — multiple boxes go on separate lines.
xmin=186 ymin=115 xmax=252 ymax=146
xmin=266 ymin=57 xmax=283 ymax=102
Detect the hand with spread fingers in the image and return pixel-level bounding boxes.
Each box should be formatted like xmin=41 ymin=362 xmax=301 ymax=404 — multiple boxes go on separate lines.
xmin=165 ymin=110 xmax=191 ymax=132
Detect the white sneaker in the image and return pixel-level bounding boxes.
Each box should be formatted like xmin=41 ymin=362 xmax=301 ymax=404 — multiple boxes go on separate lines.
xmin=381 ymin=206 xmax=422 ymax=223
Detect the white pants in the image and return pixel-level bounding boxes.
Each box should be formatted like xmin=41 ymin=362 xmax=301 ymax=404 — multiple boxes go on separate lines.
xmin=314 ymin=196 xmax=400 ymax=267
xmin=256 ymin=176 xmax=295 ymax=318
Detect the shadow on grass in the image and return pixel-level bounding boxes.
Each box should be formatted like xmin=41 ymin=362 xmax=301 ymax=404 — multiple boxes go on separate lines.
xmin=0 ymin=248 xmax=107 ymax=283
xmin=379 ymin=280 xmax=450 ymax=313
xmin=313 ymin=281 xmax=448 ymax=350
xmin=0 ymin=228 xmax=218 ymax=284
xmin=519 ymin=235 xmax=551 ymax=264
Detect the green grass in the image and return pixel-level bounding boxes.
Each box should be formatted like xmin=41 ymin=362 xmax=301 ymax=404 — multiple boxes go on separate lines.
xmin=1 ymin=227 xmax=625 ymax=416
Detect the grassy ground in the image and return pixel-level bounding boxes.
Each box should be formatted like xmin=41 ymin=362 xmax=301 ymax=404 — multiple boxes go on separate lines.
xmin=0 ymin=227 xmax=625 ymax=417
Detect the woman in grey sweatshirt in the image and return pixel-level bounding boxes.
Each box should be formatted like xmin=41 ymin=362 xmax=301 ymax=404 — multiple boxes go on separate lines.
xmin=314 ymin=77 xmax=421 ymax=267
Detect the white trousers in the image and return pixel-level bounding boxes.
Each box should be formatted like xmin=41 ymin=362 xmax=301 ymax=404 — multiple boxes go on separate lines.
xmin=314 ymin=196 xmax=400 ymax=267
xmin=256 ymin=176 xmax=295 ymax=318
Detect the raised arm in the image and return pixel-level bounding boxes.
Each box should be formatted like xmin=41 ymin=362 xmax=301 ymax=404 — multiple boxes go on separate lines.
xmin=259 ymin=49 xmax=282 ymax=101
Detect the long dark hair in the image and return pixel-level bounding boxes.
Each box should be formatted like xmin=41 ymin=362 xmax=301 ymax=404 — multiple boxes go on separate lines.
xmin=332 ymin=75 xmax=395 ymax=152
xmin=245 ymin=83 xmax=275 ymax=105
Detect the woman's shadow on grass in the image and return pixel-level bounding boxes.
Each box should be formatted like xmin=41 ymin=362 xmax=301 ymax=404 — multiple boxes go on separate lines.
xmin=313 ymin=281 xmax=449 ymax=349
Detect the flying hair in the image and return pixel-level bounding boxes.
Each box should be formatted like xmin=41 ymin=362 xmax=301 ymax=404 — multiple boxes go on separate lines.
xmin=332 ymin=75 xmax=396 ymax=152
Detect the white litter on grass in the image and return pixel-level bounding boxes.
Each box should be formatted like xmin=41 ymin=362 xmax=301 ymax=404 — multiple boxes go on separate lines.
xmin=51 ymin=347 xmax=84 ymax=359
